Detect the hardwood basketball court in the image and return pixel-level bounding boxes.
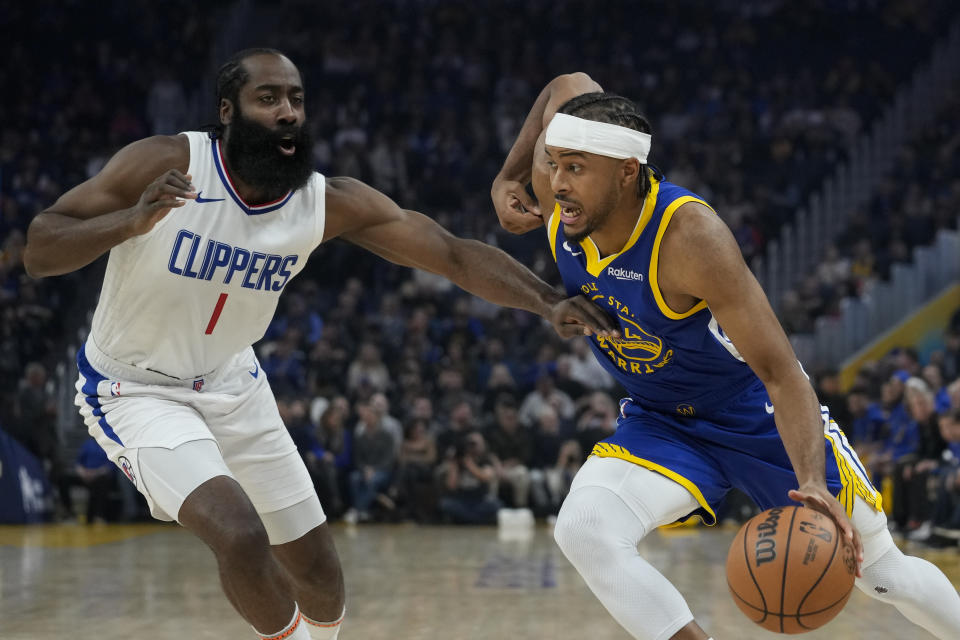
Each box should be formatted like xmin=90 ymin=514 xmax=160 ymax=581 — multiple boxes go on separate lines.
xmin=1 ymin=522 xmax=956 ymax=639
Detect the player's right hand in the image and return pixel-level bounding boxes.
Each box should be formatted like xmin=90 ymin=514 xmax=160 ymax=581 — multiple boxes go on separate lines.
xmin=129 ymin=170 xmax=196 ymax=236
xmin=491 ymin=177 xmax=544 ymax=234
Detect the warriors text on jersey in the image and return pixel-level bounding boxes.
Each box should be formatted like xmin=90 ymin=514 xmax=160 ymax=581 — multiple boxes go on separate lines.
xmin=88 ymin=131 xmax=326 ymax=379
xmin=547 ymin=173 xmax=754 ymax=419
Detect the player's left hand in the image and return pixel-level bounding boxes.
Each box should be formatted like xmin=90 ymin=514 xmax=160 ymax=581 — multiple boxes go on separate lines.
xmin=547 ymin=295 xmax=621 ymax=340
xmin=789 ymin=484 xmax=864 ymax=577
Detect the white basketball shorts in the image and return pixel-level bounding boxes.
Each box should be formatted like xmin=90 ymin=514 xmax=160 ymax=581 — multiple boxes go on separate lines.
xmin=74 ymin=339 xmax=321 ymax=535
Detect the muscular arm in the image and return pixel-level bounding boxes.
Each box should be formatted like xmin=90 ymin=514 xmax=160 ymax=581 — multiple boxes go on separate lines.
xmin=492 ymin=73 xmax=602 ymax=233
xmin=23 ymin=135 xmax=191 ymax=278
xmin=659 ymin=202 xmax=862 ymax=563
xmin=324 ymin=177 xmax=616 ymax=337
xmin=658 ymin=203 xmax=825 ymax=486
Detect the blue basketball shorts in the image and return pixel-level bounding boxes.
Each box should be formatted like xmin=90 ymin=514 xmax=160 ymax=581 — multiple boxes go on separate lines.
xmin=592 ymin=380 xmax=882 ymax=525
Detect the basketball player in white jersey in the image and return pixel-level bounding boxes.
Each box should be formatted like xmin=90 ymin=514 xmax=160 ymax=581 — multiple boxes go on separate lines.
xmin=22 ymin=49 xmax=618 ymax=640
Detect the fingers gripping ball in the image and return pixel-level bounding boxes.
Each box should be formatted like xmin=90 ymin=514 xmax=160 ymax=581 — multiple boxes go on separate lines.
xmin=726 ymin=506 xmax=856 ymax=634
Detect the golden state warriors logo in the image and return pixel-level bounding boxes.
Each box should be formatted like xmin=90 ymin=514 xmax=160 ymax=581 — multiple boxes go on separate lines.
xmin=597 ymin=314 xmax=673 ymax=375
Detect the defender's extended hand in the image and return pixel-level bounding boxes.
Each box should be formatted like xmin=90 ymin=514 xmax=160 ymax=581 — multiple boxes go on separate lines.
xmin=548 ymin=295 xmax=621 ymax=340
xmin=492 ymin=178 xmax=544 ymax=234
xmin=788 ymin=485 xmax=864 ymax=577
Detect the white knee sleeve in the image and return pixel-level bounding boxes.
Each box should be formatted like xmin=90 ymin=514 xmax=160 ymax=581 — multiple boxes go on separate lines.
xmin=554 ymin=457 xmax=702 ymax=640
xmin=853 ymin=497 xmax=960 ymax=640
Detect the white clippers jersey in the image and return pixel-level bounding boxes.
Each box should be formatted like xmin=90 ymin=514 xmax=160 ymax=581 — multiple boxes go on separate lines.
xmin=88 ymin=131 xmax=326 ymax=379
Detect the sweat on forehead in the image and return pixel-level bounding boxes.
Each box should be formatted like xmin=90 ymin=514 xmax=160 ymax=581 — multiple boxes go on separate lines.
xmin=545 ymin=113 xmax=652 ymax=163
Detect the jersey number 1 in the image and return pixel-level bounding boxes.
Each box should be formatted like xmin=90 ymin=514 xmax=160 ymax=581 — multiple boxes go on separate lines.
xmin=205 ymin=293 xmax=228 ymax=334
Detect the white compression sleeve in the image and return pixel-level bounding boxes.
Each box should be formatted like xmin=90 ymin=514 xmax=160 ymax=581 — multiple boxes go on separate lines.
xmin=857 ymin=544 xmax=960 ymax=639
xmin=554 ymin=457 xmax=703 ymax=640
xmin=853 ymin=496 xmax=960 ymax=639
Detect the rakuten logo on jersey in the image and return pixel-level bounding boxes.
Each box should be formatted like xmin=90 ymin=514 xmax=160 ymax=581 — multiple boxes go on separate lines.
xmin=607 ymin=267 xmax=644 ymax=282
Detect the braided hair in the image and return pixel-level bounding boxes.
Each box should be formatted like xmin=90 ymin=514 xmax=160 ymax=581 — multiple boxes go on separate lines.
xmin=557 ymin=92 xmax=655 ymax=199
xmin=208 ymin=47 xmax=285 ymax=138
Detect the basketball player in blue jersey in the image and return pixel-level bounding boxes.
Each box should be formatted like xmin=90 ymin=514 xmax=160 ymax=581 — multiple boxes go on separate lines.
xmin=22 ymin=50 xmax=618 ymax=640
xmin=492 ymin=73 xmax=960 ymax=640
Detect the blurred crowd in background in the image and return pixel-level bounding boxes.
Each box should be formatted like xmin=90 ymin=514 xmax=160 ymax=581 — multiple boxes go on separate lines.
xmin=0 ymin=0 xmax=958 ymax=544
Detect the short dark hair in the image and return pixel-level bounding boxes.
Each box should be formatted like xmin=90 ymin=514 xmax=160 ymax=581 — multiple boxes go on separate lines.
xmin=557 ymin=92 xmax=654 ymax=199
xmin=209 ymin=47 xmax=285 ymax=137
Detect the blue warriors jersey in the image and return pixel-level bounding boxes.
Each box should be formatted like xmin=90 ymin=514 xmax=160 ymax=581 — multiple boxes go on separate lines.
xmin=547 ymin=173 xmax=881 ymax=524
xmin=549 ymin=175 xmax=755 ymax=419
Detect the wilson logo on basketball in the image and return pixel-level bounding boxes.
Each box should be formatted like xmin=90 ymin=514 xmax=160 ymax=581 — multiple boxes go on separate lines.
xmin=753 ymin=507 xmax=782 ymax=566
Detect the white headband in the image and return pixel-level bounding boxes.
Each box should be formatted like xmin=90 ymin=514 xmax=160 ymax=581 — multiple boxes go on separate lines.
xmin=545 ymin=113 xmax=651 ymax=163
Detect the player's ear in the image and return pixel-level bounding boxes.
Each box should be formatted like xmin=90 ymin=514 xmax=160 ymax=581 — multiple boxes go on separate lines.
xmin=219 ymin=99 xmax=234 ymax=126
xmin=620 ymin=158 xmax=640 ymax=189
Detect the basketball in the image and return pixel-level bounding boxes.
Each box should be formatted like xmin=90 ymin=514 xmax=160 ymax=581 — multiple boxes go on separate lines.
xmin=725 ymin=505 xmax=856 ymax=634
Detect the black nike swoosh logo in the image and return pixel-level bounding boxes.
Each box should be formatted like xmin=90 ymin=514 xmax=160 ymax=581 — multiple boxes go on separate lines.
xmin=195 ymin=191 xmax=226 ymax=203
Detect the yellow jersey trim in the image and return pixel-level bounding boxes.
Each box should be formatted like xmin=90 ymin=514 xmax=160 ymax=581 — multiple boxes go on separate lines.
xmin=648 ymin=196 xmax=712 ymax=320
xmin=547 ymin=205 xmax=562 ymax=261
xmin=580 ymin=178 xmax=661 ymax=277
xmin=824 ymin=427 xmax=883 ymax=516
xmin=590 ymin=442 xmax=717 ymax=526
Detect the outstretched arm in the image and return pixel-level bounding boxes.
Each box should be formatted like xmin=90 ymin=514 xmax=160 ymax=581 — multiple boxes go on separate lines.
xmin=658 ymin=201 xmax=864 ymax=574
xmin=324 ymin=177 xmax=618 ymax=339
xmin=492 ymin=73 xmax=601 ymax=233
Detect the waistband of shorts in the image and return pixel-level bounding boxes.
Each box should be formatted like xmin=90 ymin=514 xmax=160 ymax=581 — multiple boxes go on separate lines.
xmin=622 ymin=373 xmax=759 ymax=416
xmin=81 ymin=337 xmax=215 ymax=388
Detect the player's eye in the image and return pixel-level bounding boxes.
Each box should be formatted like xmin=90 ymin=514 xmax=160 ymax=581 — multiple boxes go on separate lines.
xmin=569 ymin=164 xmax=582 ymax=173
xmin=259 ymin=95 xmax=276 ymax=104
xmin=291 ymin=95 xmax=304 ymax=105
xmin=546 ymin=161 xmax=557 ymax=169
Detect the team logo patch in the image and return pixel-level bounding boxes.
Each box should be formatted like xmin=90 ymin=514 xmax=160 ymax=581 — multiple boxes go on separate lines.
xmin=118 ymin=456 xmax=137 ymax=487
xmin=193 ymin=378 xmax=204 ymax=392
xmin=676 ymin=404 xmax=696 ymax=417
xmin=110 ymin=381 xmax=121 ymax=396
xmin=596 ymin=314 xmax=673 ymax=375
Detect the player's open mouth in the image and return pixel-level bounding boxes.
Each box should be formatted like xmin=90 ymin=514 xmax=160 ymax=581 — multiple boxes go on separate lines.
xmin=559 ymin=205 xmax=582 ymax=224
xmin=278 ymin=137 xmax=296 ymax=156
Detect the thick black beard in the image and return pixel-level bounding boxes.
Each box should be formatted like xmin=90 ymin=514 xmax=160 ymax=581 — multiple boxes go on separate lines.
xmin=223 ymin=110 xmax=315 ymax=202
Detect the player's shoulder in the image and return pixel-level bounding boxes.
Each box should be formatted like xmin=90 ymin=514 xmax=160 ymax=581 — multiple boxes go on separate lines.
xmin=109 ymin=134 xmax=190 ymax=175
xmin=324 ymin=176 xmax=391 ymax=213
xmin=324 ymin=175 xmax=365 ymax=200
xmin=669 ymin=200 xmax=734 ymax=250
xmin=322 ymin=176 xmax=399 ymax=241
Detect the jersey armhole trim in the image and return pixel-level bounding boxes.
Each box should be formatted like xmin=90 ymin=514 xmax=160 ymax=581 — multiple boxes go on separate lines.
xmin=649 ymin=196 xmax=711 ymax=320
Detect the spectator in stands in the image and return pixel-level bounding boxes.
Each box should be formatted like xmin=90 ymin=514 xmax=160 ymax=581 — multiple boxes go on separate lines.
xmin=397 ymin=417 xmax=437 ymax=522
xmin=846 ymin=385 xmax=886 ymax=453
xmin=346 ymin=398 xmax=397 ymax=523
xmin=485 ymin=394 xmax=533 ymax=509
xmin=346 ymin=341 xmax=390 ymax=395
xmin=519 ymin=374 xmax=574 ymax=428
xmin=438 ymin=430 xmax=502 ymax=524
xmin=74 ymin=437 xmax=114 ymax=524
xmin=574 ymin=391 xmax=618 ymax=457
xmin=311 ymin=399 xmax=351 ymax=519
xmin=929 ymin=408 xmax=960 ymax=544
xmin=894 ymin=379 xmax=947 ymax=538
xmin=529 ymin=405 xmax=581 ymax=516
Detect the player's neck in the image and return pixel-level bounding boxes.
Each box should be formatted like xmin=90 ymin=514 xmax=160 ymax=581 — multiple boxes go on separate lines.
xmin=590 ymin=198 xmax=644 ymax=258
